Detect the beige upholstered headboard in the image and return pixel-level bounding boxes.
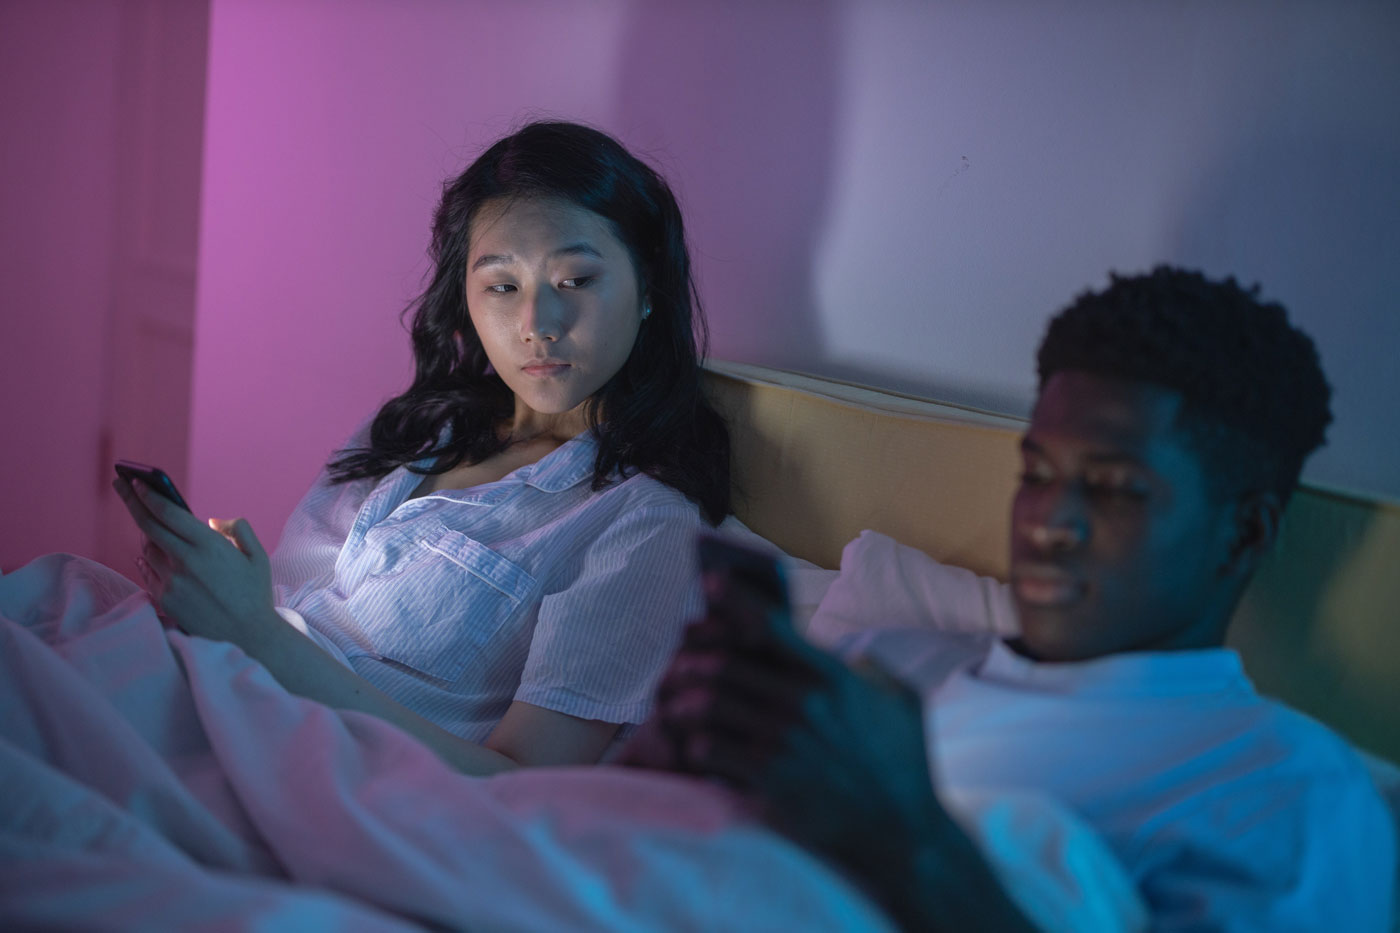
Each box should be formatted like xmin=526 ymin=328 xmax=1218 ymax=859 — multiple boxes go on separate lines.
xmin=704 ymin=361 xmax=1400 ymax=762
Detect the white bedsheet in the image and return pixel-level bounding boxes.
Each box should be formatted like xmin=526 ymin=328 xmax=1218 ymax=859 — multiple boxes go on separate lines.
xmin=0 ymin=554 xmax=1144 ymax=931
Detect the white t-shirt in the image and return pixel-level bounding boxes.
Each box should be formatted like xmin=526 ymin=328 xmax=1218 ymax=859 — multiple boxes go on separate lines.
xmin=270 ymin=431 xmax=706 ymax=741
xmin=847 ymin=630 xmax=1395 ymax=931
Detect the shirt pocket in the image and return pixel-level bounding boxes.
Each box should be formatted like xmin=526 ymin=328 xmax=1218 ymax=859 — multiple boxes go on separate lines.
xmin=344 ymin=527 xmax=537 ymax=682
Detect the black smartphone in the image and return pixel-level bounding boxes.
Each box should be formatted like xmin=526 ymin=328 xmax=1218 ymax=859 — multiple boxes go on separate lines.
xmin=696 ymin=534 xmax=791 ymax=627
xmin=114 ymin=460 xmax=192 ymax=512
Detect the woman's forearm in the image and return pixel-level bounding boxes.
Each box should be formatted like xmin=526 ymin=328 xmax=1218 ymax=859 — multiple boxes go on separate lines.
xmin=240 ymin=612 xmax=519 ymax=776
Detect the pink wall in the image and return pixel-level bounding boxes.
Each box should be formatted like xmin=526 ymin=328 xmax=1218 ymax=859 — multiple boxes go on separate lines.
xmin=0 ymin=0 xmax=208 ymax=574
xmin=0 ymin=2 xmax=121 ymax=569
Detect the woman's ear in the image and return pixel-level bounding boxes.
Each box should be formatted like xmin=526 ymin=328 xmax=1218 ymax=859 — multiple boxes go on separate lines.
xmin=1222 ymin=490 xmax=1282 ymax=580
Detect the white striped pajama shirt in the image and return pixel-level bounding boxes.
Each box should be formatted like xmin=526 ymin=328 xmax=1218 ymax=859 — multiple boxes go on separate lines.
xmin=270 ymin=431 xmax=706 ymax=743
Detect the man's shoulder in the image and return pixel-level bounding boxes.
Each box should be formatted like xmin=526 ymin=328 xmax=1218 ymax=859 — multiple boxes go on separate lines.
xmin=1232 ymin=692 xmax=1377 ymax=782
xmin=1126 ymin=695 xmax=1396 ymax=929
xmin=1123 ymin=688 xmax=1387 ymax=861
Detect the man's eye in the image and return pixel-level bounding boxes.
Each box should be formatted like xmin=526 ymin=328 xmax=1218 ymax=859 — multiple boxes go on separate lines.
xmin=1086 ymin=476 xmax=1149 ymax=500
xmin=1018 ymin=466 xmax=1052 ymax=485
xmin=559 ymin=276 xmax=593 ymax=289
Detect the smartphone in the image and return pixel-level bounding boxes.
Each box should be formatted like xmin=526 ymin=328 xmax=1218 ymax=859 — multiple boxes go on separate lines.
xmin=114 ymin=460 xmax=192 ymax=512
xmin=696 ymin=534 xmax=791 ymax=628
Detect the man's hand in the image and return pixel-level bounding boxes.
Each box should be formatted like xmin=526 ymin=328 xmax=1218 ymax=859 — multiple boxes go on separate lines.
xmin=652 ymin=574 xmax=1041 ymax=932
xmin=655 ymin=573 xmax=947 ymax=871
xmin=114 ymin=476 xmax=282 ymax=655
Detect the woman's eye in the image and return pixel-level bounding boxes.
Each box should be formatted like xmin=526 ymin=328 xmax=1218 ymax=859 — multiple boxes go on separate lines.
xmin=486 ymin=284 xmax=517 ymax=294
xmin=559 ymin=276 xmax=593 ymax=289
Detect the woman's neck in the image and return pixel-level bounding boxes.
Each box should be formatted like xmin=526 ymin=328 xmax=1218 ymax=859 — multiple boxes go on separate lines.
xmin=505 ymin=401 xmax=589 ymax=446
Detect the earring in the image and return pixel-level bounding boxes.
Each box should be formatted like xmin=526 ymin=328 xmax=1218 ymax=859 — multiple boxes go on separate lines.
xmin=642 ymin=303 xmax=653 ymax=320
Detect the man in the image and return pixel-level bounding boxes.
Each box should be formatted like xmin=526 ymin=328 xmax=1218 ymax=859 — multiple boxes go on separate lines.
xmin=652 ymin=267 xmax=1395 ymax=930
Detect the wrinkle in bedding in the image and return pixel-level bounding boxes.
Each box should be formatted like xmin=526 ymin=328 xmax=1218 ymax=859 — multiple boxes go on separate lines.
xmin=0 ymin=553 xmax=1155 ymax=931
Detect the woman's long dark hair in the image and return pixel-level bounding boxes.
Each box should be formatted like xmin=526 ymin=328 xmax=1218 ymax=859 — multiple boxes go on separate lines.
xmin=328 ymin=121 xmax=729 ymax=524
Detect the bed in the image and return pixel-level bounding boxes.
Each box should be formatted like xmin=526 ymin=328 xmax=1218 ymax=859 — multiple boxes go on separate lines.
xmin=1 ymin=362 xmax=1395 ymax=930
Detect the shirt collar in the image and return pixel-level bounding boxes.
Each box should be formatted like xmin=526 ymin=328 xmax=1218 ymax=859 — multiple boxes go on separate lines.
xmin=976 ymin=637 xmax=1252 ymax=698
xmin=406 ymin=429 xmax=600 ymax=496
xmin=520 ymin=431 xmax=599 ymax=493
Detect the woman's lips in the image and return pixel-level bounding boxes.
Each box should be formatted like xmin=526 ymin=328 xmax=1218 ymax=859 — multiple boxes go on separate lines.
xmin=1011 ymin=570 xmax=1087 ymax=607
xmin=521 ymin=362 xmax=571 ymax=377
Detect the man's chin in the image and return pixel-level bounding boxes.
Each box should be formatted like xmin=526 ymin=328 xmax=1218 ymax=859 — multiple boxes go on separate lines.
xmin=1009 ymin=605 xmax=1108 ymax=664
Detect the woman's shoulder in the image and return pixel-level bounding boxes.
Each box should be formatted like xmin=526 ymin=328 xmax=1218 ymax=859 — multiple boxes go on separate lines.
xmin=607 ymin=469 xmax=706 ymax=513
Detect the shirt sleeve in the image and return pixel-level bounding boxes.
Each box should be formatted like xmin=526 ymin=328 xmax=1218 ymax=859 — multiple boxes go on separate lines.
xmin=270 ymin=415 xmax=378 ymax=598
xmin=512 ymin=495 xmax=705 ymax=725
xmin=1136 ymin=766 xmax=1396 ymax=932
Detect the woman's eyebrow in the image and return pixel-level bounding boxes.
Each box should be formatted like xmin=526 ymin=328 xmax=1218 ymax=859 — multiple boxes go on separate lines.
xmin=469 ymin=243 xmax=604 ymax=274
xmin=470 ymin=253 xmax=514 ymax=272
xmin=551 ymin=243 xmax=604 ymax=261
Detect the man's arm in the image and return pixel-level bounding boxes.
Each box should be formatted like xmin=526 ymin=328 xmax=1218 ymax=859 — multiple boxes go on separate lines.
xmin=651 ymin=578 xmax=1040 ymax=932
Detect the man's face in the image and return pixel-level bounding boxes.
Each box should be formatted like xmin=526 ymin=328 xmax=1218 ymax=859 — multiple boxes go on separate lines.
xmin=1009 ymin=371 xmax=1235 ymax=662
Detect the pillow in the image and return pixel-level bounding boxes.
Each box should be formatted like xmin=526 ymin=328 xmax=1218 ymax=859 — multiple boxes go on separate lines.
xmin=806 ymin=529 xmax=1018 ymax=649
xmin=715 ymin=516 xmax=839 ymax=633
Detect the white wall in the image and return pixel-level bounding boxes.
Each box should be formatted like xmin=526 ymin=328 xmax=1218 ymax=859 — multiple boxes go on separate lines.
xmin=801 ymin=2 xmax=1400 ymax=500
xmin=185 ymin=0 xmax=1400 ymax=549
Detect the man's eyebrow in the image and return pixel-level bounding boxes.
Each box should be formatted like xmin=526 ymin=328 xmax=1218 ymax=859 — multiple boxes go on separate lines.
xmin=468 ymin=243 xmax=604 ymax=274
xmin=1082 ymin=452 xmax=1150 ymax=467
xmin=1019 ymin=435 xmax=1150 ymax=466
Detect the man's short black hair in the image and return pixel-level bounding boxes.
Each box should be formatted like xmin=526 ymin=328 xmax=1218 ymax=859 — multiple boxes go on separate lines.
xmin=1037 ymin=266 xmax=1332 ymax=503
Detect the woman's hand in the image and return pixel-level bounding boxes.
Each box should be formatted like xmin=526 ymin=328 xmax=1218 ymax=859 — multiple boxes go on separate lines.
xmin=114 ymin=477 xmax=281 ymax=655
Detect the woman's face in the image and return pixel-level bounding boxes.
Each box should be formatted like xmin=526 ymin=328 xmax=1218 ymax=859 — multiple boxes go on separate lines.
xmin=465 ymin=197 xmax=645 ymax=435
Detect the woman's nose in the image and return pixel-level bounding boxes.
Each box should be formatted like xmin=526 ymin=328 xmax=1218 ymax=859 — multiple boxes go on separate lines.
xmin=521 ymin=290 xmax=564 ymax=343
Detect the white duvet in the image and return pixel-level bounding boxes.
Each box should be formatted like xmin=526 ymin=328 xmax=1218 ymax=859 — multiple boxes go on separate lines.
xmin=0 ymin=554 xmax=1145 ymax=931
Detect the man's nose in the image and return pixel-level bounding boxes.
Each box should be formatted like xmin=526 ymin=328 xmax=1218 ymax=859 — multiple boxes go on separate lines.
xmin=1021 ymin=485 xmax=1089 ymax=553
xmin=1027 ymin=519 xmax=1086 ymax=552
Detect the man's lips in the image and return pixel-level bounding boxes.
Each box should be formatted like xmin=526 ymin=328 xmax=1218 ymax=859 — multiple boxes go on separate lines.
xmin=1010 ymin=566 xmax=1087 ymax=607
xmin=521 ymin=361 xmax=571 ymax=377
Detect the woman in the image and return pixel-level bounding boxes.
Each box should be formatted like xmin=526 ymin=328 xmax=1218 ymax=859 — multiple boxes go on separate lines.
xmin=115 ymin=121 xmax=730 ymax=776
